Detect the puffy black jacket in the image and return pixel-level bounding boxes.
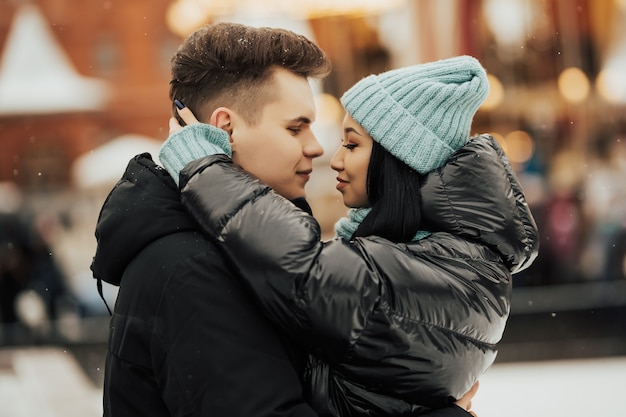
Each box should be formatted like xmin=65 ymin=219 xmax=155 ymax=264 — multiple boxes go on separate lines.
xmin=91 ymin=154 xmax=319 ymax=417
xmin=178 ymin=134 xmax=539 ymax=416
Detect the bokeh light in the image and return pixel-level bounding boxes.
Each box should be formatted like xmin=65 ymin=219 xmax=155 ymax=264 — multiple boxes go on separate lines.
xmin=558 ymin=67 xmax=590 ymax=103
xmin=481 ymin=74 xmax=504 ymax=111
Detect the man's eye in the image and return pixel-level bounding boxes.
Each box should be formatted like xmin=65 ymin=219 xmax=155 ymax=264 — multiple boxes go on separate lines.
xmin=288 ymin=127 xmax=301 ymax=135
xmin=342 ymin=143 xmax=357 ymax=150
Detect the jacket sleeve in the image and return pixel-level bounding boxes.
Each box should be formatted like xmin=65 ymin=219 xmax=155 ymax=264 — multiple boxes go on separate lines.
xmin=180 ymin=155 xmax=389 ymax=360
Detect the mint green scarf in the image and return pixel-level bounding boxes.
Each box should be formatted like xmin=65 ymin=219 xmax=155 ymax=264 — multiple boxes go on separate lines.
xmin=334 ymin=208 xmax=431 ymax=242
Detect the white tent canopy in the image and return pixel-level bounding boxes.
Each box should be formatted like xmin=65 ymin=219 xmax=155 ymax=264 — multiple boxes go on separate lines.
xmin=72 ymin=134 xmax=163 ymax=189
xmin=0 ymin=4 xmax=109 ymax=115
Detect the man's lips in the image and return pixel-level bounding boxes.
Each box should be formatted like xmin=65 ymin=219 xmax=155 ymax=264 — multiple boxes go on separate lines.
xmin=297 ymin=169 xmax=312 ymax=181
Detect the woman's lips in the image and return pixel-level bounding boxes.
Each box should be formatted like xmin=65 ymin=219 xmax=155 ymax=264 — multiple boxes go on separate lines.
xmin=336 ymin=177 xmax=347 ymax=191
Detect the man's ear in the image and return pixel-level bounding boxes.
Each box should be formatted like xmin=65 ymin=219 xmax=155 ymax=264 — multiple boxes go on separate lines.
xmin=209 ymin=107 xmax=234 ymax=140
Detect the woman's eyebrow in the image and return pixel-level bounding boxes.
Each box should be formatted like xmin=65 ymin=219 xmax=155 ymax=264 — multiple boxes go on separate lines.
xmin=344 ymin=127 xmax=363 ymax=136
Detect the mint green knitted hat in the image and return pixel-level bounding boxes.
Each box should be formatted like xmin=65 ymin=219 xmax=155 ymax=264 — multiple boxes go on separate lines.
xmin=340 ymin=55 xmax=489 ymax=174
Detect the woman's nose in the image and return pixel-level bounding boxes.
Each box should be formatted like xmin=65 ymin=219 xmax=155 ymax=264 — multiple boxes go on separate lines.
xmin=330 ymin=148 xmax=344 ymax=172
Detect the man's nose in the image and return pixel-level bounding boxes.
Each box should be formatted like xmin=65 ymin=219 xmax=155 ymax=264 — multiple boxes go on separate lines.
xmin=303 ymin=132 xmax=324 ymax=158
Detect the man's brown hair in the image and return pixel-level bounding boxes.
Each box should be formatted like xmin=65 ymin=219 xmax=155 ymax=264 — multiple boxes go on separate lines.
xmin=170 ymin=22 xmax=332 ymax=125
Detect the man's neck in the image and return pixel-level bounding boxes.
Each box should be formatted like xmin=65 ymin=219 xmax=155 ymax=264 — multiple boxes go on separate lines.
xmin=290 ymin=197 xmax=312 ymax=215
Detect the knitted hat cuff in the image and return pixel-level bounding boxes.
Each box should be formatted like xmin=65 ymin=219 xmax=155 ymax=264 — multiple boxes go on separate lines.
xmin=341 ymin=79 xmax=454 ymax=174
xmin=159 ymin=124 xmax=231 ymax=186
xmin=340 ymin=56 xmax=490 ymax=174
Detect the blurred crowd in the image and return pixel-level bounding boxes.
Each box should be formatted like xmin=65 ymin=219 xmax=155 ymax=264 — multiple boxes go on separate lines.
xmin=515 ymin=130 xmax=626 ymax=286
xmin=0 ymin=182 xmax=74 ymax=344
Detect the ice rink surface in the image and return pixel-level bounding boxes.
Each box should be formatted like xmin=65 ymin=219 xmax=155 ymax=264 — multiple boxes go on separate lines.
xmin=1 ymin=347 xmax=624 ymax=417
xmin=472 ymin=356 xmax=626 ymax=417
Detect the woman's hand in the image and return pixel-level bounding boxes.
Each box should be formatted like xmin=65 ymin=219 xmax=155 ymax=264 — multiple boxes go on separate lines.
xmin=160 ymin=100 xmax=232 ymax=185
xmin=455 ymin=381 xmax=479 ymax=416
xmin=169 ymin=100 xmax=201 ymax=135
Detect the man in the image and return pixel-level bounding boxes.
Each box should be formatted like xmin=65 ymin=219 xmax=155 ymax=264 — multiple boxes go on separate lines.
xmin=92 ymin=23 xmax=329 ymax=417
xmin=92 ymin=22 xmax=477 ymax=416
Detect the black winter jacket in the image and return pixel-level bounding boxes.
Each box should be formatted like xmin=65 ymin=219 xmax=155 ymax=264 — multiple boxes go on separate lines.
xmin=91 ymin=155 xmax=319 ymax=417
xmin=177 ymin=134 xmax=539 ymax=416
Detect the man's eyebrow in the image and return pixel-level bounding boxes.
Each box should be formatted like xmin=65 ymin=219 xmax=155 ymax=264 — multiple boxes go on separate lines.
xmin=288 ymin=116 xmax=312 ymax=124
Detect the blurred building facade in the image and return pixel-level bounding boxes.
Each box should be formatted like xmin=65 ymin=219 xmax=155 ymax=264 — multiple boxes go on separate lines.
xmin=0 ymin=0 xmax=624 ymax=327
xmin=0 ymin=0 xmax=176 ymax=190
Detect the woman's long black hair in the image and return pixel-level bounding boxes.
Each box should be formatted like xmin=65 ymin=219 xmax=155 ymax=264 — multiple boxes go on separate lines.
xmin=351 ymin=141 xmax=424 ymax=243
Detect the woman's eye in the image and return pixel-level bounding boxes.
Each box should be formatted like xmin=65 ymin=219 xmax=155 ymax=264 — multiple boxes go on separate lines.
xmin=342 ymin=143 xmax=357 ymax=150
xmin=288 ymin=127 xmax=301 ymax=135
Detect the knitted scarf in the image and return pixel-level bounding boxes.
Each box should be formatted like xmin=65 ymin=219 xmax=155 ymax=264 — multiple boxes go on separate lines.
xmin=334 ymin=208 xmax=431 ymax=242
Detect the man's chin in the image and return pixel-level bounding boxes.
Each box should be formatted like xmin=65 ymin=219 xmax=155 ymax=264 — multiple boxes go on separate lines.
xmin=277 ymin=187 xmax=306 ymax=202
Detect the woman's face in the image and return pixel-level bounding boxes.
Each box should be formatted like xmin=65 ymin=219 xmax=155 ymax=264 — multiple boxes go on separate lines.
xmin=330 ymin=113 xmax=374 ymax=208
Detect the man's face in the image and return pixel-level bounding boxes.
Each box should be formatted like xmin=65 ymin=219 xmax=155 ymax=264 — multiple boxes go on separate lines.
xmin=229 ymin=68 xmax=323 ymax=200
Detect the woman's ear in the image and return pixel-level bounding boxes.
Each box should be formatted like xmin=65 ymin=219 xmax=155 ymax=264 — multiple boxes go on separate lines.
xmin=210 ymin=107 xmax=234 ymax=140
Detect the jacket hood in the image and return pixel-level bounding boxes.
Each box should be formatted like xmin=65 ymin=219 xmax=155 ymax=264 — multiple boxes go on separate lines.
xmin=91 ymin=153 xmax=197 ymax=286
xmin=420 ymin=134 xmax=538 ymax=273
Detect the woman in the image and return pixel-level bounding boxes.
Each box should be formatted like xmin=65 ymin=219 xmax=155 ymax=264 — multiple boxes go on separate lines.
xmin=159 ymin=56 xmax=539 ymax=416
